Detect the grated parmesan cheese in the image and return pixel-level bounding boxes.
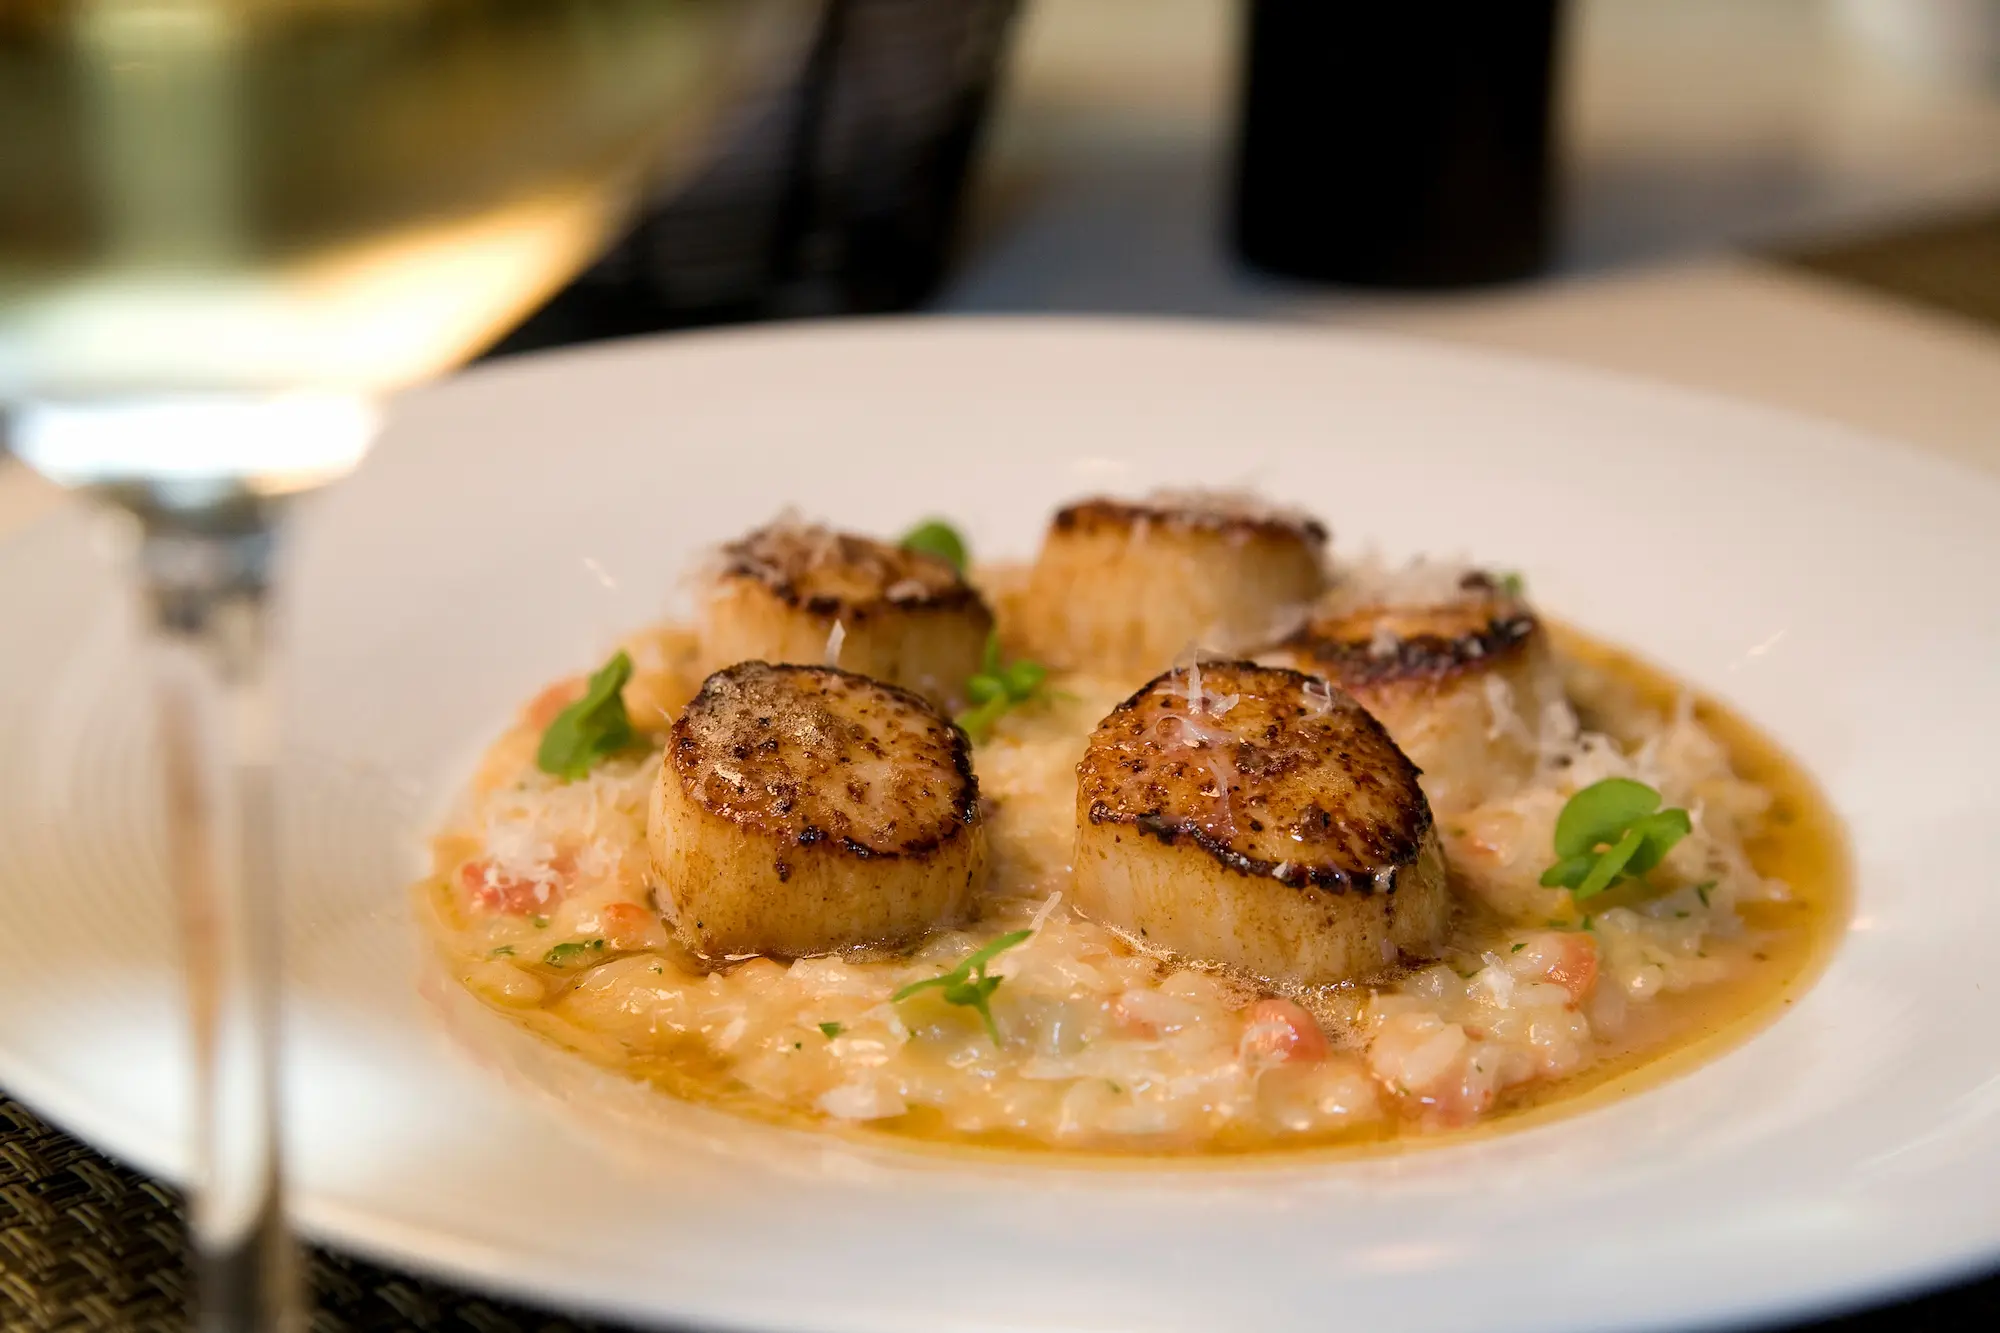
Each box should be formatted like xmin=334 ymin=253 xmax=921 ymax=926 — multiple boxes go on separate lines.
xmin=1323 ymin=551 xmax=1485 ymax=616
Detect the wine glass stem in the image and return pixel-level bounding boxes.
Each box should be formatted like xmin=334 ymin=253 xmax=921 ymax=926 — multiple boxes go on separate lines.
xmin=141 ymin=520 xmax=303 ymax=1333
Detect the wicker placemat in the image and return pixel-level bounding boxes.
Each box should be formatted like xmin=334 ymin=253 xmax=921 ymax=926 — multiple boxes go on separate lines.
xmin=0 ymin=1095 xmax=649 ymax=1333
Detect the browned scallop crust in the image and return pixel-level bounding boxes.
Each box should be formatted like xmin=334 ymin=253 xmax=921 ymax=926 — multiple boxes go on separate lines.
xmin=1071 ymin=661 xmax=1452 ymax=987
xmin=652 ymin=662 xmax=985 ymax=957
xmin=1267 ymin=581 xmax=1562 ymax=811
xmin=699 ymin=520 xmax=995 ymax=708
xmin=717 ymin=522 xmax=985 ymax=619
xmin=1053 ymin=495 xmax=1329 ymax=547
xmin=1019 ymin=493 xmax=1329 ymax=679
xmin=1281 ymin=594 xmax=1538 ymax=691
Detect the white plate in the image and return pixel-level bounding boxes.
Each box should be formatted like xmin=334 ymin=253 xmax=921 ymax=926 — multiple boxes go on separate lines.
xmin=2 ymin=319 xmax=1997 ymax=1333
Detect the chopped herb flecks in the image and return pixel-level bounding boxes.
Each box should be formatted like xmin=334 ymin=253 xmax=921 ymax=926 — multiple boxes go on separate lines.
xmin=818 ymin=1021 xmax=845 ymax=1039
xmin=543 ymin=938 xmax=606 ymax=967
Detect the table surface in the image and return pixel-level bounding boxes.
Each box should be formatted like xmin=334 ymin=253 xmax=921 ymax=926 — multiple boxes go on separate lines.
xmin=4 ymin=0 xmax=2000 ymax=1327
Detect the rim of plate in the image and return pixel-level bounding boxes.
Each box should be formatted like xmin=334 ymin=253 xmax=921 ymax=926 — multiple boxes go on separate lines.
xmin=2 ymin=316 xmax=1997 ymax=1333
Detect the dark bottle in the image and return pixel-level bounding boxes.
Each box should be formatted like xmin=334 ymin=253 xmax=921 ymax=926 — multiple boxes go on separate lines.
xmin=1231 ymin=1 xmax=1562 ymax=288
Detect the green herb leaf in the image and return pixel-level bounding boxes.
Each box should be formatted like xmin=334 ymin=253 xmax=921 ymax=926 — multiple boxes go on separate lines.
xmin=488 ymin=945 xmax=516 ymax=958
xmin=536 ymin=651 xmax=635 ymax=781
xmin=1538 ymin=853 xmax=1596 ymax=889
xmin=1623 ymin=807 xmax=1692 ymax=876
xmin=898 ymin=519 xmax=968 ymax=573
xmin=1553 ymin=778 xmax=1661 ymax=858
xmin=1695 ymin=880 xmax=1716 ymax=906
xmin=543 ymin=938 xmax=606 ymax=967
xmin=1543 ymin=778 xmax=1693 ymax=904
xmin=1002 ymin=660 xmax=1048 ymax=697
xmin=1572 ymin=826 xmax=1644 ymax=900
xmin=1510 ymin=942 xmax=1526 ymax=953
xmin=818 ymin=1021 xmax=844 ymax=1039
xmin=892 ymin=929 xmax=1033 ymax=1044
xmin=954 ymin=634 xmax=1051 ymax=743
xmin=955 ymin=696 xmax=1008 ymax=741
xmin=1497 ymin=570 xmax=1526 ymax=598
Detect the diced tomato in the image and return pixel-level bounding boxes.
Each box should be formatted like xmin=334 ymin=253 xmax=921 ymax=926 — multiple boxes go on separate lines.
xmin=592 ymin=901 xmax=672 ymax=952
xmin=524 ymin=679 xmax=585 ymax=730
xmin=1546 ymin=932 xmax=1600 ymax=1002
xmin=1241 ymin=997 xmax=1329 ymax=1064
xmin=460 ymin=857 xmax=567 ymax=916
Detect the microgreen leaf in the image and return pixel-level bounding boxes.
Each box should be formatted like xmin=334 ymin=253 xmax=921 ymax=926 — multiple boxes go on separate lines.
xmin=818 ymin=1021 xmax=844 ymax=1039
xmin=955 ymin=634 xmax=1050 ymax=742
xmin=543 ymin=938 xmax=606 ymax=967
xmin=898 ymin=519 xmax=968 ymax=573
xmin=1538 ymin=853 xmax=1596 ymax=889
xmin=1003 ymin=660 xmax=1047 ymax=696
xmin=1623 ymin=807 xmax=1692 ymax=876
xmin=1497 ymin=570 xmax=1526 ymax=598
xmin=955 ymin=696 xmax=1011 ymax=742
xmin=1542 ymin=778 xmax=1693 ymax=904
xmin=536 ymin=651 xmax=635 ymax=781
xmin=962 ymin=927 xmax=1034 ymax=971
xmin=1573 ymin=826 xmax=1644 ymax=900
xmin=1552 ymin=778 xmax=1660 ymax=858
xmin=892 ymin=929 xmax=1032 ymax=1044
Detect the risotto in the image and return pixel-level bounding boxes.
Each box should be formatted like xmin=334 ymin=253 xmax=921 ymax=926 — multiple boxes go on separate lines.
xmin=416 ymin=503 xmax=1845 ymax=1156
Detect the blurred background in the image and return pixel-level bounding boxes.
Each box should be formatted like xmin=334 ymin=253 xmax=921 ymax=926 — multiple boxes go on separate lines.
xmin=495 ymin=0 xmax=2000 ymax=329
xmin=462 ymin=0 xmax=2000 ymax=482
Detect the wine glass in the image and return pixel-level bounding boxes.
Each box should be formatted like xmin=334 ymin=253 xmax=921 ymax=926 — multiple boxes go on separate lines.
xmin=0 ymin=1 xmax=800 ymax=1326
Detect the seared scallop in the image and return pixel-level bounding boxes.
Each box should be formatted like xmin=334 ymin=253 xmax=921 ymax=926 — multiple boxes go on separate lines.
xmin=699 ymin=518 xmax=994 ymax=709
xmin=1016 ymin=493 xmax=1328 ymax=680
xmin=1071 ymin=660 xmax=1452 ymax=989
xmin=1265 ymin=573 xmax=1564 ymax=811
xmin=650 ymin=662 xmax=985 ymax=958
